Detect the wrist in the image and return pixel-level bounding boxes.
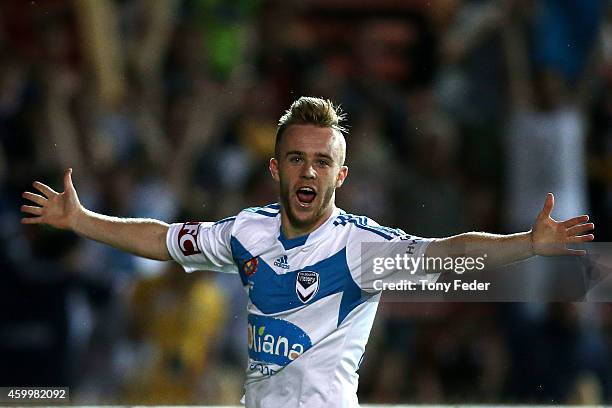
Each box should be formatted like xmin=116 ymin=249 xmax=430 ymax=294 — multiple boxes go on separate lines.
xmin=71 ymin=206 xmax=87 ymax=234
xmin=527 ymin=229 xmax=535 ymax=256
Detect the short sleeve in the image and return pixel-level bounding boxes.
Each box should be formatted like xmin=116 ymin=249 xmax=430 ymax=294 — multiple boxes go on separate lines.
xmin=347 ymin=228 xmax=439 ymax=292
xmin=166 ymin=220 xmax=237 ymax=274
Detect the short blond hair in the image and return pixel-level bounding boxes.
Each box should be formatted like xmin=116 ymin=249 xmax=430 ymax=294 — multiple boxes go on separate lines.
xmin=275 ymin=97 xmax=346 ymax=158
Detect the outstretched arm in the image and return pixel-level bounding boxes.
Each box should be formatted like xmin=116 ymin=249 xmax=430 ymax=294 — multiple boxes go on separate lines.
xmin=21 ymin=169 xmax=171 ymax=261
xmin=426 ymin=193 xmax=595 ymax=268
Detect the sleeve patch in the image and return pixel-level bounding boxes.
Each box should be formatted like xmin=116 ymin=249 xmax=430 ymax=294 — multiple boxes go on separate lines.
xmin=178 ymin=222 xmax=202 ymax=256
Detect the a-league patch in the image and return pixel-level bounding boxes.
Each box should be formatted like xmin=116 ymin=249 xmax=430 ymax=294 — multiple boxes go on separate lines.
xmin=244 ymin=257 xmax=259 ymax=277
xmin=296 ymin=271 xmax=320 ymax=303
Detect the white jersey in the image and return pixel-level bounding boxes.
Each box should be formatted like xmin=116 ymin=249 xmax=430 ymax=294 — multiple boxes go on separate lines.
xmin=166 ymin=203 xmax=436 ymax=408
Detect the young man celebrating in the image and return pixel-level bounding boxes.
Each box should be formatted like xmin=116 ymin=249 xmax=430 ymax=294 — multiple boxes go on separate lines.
xmin=21 ymin=97 xmax=594 ymax=407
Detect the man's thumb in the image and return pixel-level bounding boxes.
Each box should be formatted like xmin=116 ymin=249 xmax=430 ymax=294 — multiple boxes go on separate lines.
xmin=64 ymin=168 xmax=74 ymax=191
xmin=539 ymin=192 xmax=554 ymax=218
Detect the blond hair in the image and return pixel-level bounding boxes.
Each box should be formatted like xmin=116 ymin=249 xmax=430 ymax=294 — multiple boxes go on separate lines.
xmin=275 ymin=97 xmax=346 ymax=158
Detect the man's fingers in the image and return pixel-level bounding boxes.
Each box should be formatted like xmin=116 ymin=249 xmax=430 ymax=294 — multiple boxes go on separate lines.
xmin=567 ymin=234 xmax=594 ymax=243
xmin=32 ymin=181 xmax=58 ymax=198
xmin=539 ymin=192 xmax=554 ymax=218
xmin=21 ymin=216 xmax=43 ymax=224
xmin=566 ymin=223 xmax=595 ymax=237
xmin=20 ymin=205 xmax=43 ymax=216
xmin=564 ymin=248 xmax=587 ymax=256
xmin=561 ymin=215 xmax=589 ymax=228
xmin=22 ymin=192 xmax=47 ymax=206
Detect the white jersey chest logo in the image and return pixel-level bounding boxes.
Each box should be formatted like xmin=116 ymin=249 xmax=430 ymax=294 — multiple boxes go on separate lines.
xmin=296 ymin=271 xmax=320 ymax=303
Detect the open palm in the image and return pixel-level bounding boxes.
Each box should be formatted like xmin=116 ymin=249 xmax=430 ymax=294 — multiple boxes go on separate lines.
xmin=531 ymin=193 xmax=594 ymax=256
xmin=21 ymin=168 xmax=83 ymax=231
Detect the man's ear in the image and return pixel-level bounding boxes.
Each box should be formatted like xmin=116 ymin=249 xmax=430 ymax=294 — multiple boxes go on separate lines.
xmin=270 ymin=158 xmax=280 ymax=182
xmin=336 ymin=165 xmax=348 ymax=188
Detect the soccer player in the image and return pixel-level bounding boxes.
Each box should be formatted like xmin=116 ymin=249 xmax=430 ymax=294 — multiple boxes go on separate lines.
xmin=21 ymin=97 xmax=594 ymax=407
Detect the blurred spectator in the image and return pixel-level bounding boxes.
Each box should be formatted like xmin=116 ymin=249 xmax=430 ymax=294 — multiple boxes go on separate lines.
xmin=121 ymin=264 xmax=226 ymax=404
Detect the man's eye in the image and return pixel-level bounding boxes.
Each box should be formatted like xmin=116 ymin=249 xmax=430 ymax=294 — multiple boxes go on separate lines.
xmin=317 ymin=160 xmax=330 ymax=166
xmin=289 ymin=157 xmax=302 ymax=163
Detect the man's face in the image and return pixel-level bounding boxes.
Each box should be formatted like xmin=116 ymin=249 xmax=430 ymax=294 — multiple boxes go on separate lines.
xmin=270 ymin=124 xmax=348 ymax=233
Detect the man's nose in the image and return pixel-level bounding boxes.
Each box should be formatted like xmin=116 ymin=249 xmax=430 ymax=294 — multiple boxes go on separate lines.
xmin=301 ymin=164 xmax=316 ymax=179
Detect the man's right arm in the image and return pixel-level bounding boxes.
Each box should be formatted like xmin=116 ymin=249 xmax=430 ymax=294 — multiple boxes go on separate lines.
xmin=21 ymin=168 xmax=171 ymax=261
xmin=72 ymin=210 xmax=171 ymax=261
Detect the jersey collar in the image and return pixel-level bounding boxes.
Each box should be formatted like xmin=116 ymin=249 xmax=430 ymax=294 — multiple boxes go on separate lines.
xmin=277 ymin=207 xmax=342 ymax=250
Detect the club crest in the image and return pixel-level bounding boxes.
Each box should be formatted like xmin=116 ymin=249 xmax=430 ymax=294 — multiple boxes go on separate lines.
xmin=243 ymin=257 xmax=259 ymax=277
xmin=296 ymin=271 xmax=320 ymax=303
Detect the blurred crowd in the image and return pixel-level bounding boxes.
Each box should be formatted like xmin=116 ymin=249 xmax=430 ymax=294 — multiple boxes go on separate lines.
xmin=1 ymin=0 xmax=612 ymax=404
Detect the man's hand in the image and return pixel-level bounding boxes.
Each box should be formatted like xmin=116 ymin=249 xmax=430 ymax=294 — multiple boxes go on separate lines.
xmin=20 ymin=168 xmax=171 ymax=260
xmin=531 ymin=193 xmax=595 ymax=256
xmin=21 ymin=168 xmax=83 ymax=231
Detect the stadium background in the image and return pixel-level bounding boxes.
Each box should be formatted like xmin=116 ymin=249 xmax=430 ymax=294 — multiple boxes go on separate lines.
xmin=1 ymin=0 xmax=612 ymax=405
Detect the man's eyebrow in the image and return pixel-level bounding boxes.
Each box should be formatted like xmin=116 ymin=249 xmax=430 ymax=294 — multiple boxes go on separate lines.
xmin=314 ymin=153 xmax=334 ymax=162
xmin=285 ymin=151 xmax=336 ymax=162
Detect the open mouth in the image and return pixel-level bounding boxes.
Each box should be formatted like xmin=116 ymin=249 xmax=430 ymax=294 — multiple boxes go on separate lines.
xmin=296 ymin=187 xmax=317 ymax=205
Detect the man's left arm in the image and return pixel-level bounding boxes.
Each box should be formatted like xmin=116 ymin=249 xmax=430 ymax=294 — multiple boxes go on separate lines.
xmin=425 ymin=193 xmax=595 ymax=268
